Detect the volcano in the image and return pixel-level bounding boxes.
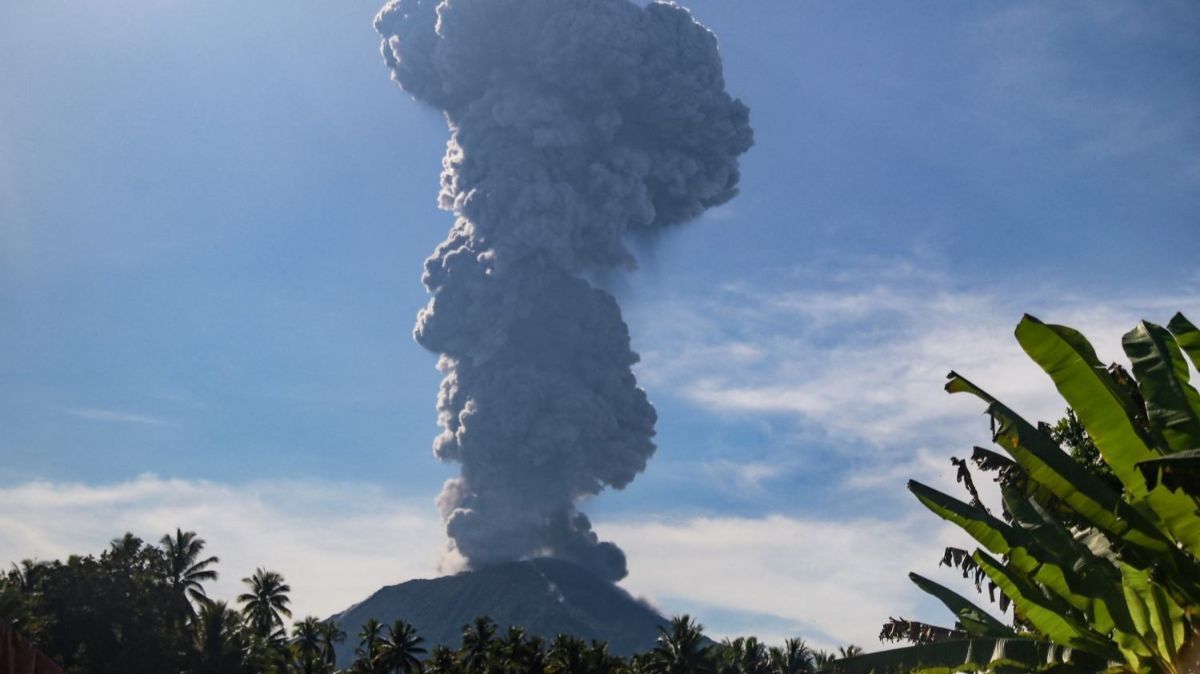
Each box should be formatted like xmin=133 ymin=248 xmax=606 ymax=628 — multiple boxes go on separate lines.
xmin=329 ymin=558 xmax=670 ymax=667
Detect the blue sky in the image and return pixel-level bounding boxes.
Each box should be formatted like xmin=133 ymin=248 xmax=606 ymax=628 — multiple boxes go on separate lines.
xmin=2 ymin=0 xmax=1198 ymax=649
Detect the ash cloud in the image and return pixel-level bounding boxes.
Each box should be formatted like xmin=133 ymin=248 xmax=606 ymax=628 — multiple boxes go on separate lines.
xmin=375 ymin=0 xmax=752 ymax=582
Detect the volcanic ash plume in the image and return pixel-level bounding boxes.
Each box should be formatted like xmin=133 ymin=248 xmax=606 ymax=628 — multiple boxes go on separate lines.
xmin=375 ymin=0 xmax=752 ymax=582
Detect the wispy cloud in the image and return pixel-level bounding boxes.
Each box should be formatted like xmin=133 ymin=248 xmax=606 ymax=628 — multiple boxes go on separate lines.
xmin=0 ymin=475 xmax=444 ymax=620
xmin=631 ymin=263 xmax=1199 ymax=461
xmin=68 ymin=408 xmax=170 ymax=426
xmin=701 ymin=459 xmax=786 ymax=493
xmin=601 ymin=512 xmax=970 ymax=650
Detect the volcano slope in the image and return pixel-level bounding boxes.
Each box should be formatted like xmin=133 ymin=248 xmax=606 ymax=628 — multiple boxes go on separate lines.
xmin=329 ymin=558 xmax=670 ymax=667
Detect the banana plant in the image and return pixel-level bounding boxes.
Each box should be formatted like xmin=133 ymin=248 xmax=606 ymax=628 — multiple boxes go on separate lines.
xmin=825 ymin=313 xmax=1200 ymax=674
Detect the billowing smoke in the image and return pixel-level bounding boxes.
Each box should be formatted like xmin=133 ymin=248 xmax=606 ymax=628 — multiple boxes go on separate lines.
xmin=375 ymin=0 xmax=752 ymax=583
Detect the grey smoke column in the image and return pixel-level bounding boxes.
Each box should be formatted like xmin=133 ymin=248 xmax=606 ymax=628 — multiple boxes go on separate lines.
xmin=375 ymin=0 xmax=752 ymax=582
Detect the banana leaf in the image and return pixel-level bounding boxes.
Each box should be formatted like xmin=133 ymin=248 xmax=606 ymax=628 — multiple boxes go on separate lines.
xmin=1123 ymin=321 xmax=1200 ymax=454
xmin=1015 ymin=316 xmax=1157 ymax=498
xmin=909 ymin=573 xmax=1015 ymax=638
xmin=1120 ymin=564 xmax=1187 ymax=672
xmin=1136 ymin=449 xmax=1200 ymax=494
xmin=909 ymin=481 xmax=1017 ymax=556
xmin=910 ymin=481 xmax=1092 ymax=617
xmin=1015 ymin=316 xmax=1200 ymax=557
xmin=818 ymin=637 xmax=1085 ymax=674
xmin=1119 ymin=321 xmax=1200 ymax=555
xmin=972 ymin=551 xmax=1118 ymax=659
xmin=1001 ymin=487 xmax=1160 ymax=664
xmin=880 ymin=618 xmax=965 ymax=645
xmin=944 ymin=371 xmax=1170 ymax=554
xmin=971 ymin=447 xmax=1075 ymax=523
xmin=1168 ymin=313 xmax=1200 ymax=371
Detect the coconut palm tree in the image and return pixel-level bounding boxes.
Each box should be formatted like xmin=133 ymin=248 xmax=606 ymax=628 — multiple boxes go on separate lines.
xmin=376 ymin=619 xmax=427 ymax=674
xmin=834 ymin=645 xmax=862 ymax=660
xmin=716 ymin=638 xmax=743 ymax=674
xmin=496 ymin=627 xmax=530 ymax=674
xmin=736 ymin=638 xmax=769 ymax=674
xmin=320 ymin=619 xmax=347 ymax=673
xmin=194 ymin=600 xmax=247 ymax=674
xmin=547 ymin=635 xmax=588 ymax=674
xmin=768 ymin=638 xmax=813 ymax=674
xmin=460 ymin=616 xmax=497 ymax=674
xmin=237 ymin=567 xmax=292 ymax=640
xmin=585 ymin=640 xmax=619 ymax=674
xmin=355 ymin=618 xmax=387 ymax=673
xmin=521 ymin=635 xmax=547 ymax=674
xmin=293 ymin=616 xmax=326 ymax=674
xmin=809 ymin=651 xmax=834 ymax=671
xmin=426 ymin=645 xmax=461 ymax=674
xmin=647 ymin=615 xmax=713 ymax=674
xmin=160 ymin=528 xmax=219 ymax=618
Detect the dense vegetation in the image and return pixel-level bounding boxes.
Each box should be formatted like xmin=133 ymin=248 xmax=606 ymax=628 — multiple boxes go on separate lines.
xmin=3 ymin=312 xmax=1198 ymax=674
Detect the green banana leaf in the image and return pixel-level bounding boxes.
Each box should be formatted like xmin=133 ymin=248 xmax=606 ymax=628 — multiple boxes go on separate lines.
xmin=818 ymin=637 xmax=1082 ymax=674
xmin=1119 ymin=321 xmax=1200 ymax=555
xmin=1015 ymin=315 xmax=1200 ymax=557
xmin=972 ymin=550 xmax=1117 ymax=659
xmin=1123 ymin=321 xmax=1200 ymax=454
xmin=944 ymin=371 xmax=1170 ymax=554
xmin=909 ymin=481 xmax=1091 ymax=618
xmin=1168 ymin=313 xmax=1200 ymax=371
xmin=909 ymin=481 xmax=1016 ymax=556
xmin=1014 ymin=315 xmax=1157 ymax=499
xmin=1000 ymin=488 xmax=1132 ymax=636
xmin=1136 ymin=449 xmax=1200 ymax=495
xmin=1120 ymin=564 xmax=1187 ymax=672
xmin=970 ymin=447 xmax=1074 ymax=523
xmin=909 ymin=573 xmax=1015 ymax=638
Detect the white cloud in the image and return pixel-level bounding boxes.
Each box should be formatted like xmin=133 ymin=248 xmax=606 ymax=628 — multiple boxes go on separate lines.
xmin=68 ymin=408 xmax=170 ymax=426
xmin=701 ymin=459 xmax=785 ymax=493
xmin=632 ymin=266 xmax=1199 ymax=462
xmin=601 ymin=513 xmax=966 ymax=650
xmin=0 ymin=475 xmax=993 ymax=652
xmin=0 ymin=475 xmax=444 ymax=621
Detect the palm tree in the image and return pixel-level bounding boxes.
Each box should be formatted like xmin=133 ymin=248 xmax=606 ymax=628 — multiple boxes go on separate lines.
xmin=523 ymin=635 xmax=547 ymax=674
xmin=585 ymin=640 xmax=619 ymax=674
xmin=320 ymin=619 xmax=348 ymax=673
xmin=716 ymin=638 xmax=744 ymax=674
xmin=376 ymin=619 xmax=427 ymax=674
xmin=809 ymin=650 xmax=835 ymax=670
xmin=647 ymin=615 xmax=713 ymax=674
xmin=768 ymin=638 xmax=813 ymax=674
xmin=426 ymin=645 xmax=461 ymax=674
xmin=2 ymin=560 xmax=48 ymax=637
xmin=547 ymin=635 xmax=587 ymax=674
xmin=194 ymin=600 xmax=247 ymax=674
xmin=160 ymin=528 xmax=219 ymax=617
xmin=355 ymin=618 xmax=386 ymax=673
xmin=460 ymin=616 xmax=497 ymax=674
xmin=835 ymin=645 xmax=862 ymax=660
xmin=739 ymin=638 xmax=769 ymax=674
xmin=496 ymin=627 xmax=530 ymax=674
xmin=293 ymin=616 xmax=325 ymax=674
xmin=238 ymin=567 xmax=292 ymax=639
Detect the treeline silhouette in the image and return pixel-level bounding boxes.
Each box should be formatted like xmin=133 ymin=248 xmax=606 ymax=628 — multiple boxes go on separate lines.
xmin=0 ymin=530 xmax=856 ymax=674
